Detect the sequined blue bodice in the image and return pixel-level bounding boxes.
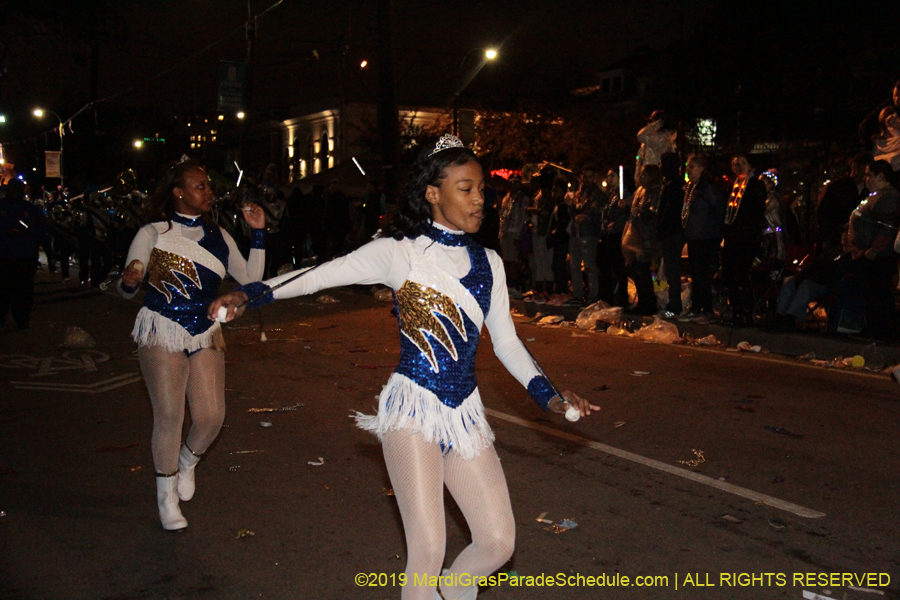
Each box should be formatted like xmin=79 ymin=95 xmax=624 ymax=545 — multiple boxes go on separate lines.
xmin=143 ymin=216 xmax=230 ymax=336
xmin=393 ymin=227 xmax=492 ymax=408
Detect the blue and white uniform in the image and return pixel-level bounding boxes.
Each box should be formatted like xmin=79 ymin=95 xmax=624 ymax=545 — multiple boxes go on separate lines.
xmin=119 ymin=213 xmax=265 ymax=353
xmin=240 ymin=223 xmax=556 ymax=459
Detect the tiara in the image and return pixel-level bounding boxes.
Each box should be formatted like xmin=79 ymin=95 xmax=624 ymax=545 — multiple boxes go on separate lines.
xmin=427 ymin=134 xmax=464 ymax=157
xmin=170 ymin=154 xmax=191 ymax=170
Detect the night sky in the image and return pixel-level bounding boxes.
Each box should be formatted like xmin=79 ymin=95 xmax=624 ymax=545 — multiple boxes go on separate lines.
xmin=1 ymin=1 xmax=898 ymax=183
xmin=1 ymin=1 xmax=714 ymax=125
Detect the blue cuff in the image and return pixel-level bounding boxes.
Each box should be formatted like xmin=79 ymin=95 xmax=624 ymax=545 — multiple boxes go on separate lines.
xmin=250 ymin=229 xmax=266 ymax=249
xmin=237 ymin=281 xmax=275 ymax=309
xmin=527 ymin=375 xmax=558 ymax=411
xmin=121 ymin=281 xmax=140 ymax=294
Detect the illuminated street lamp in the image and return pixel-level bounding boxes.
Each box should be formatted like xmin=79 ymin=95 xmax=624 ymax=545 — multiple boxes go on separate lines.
xmin=133 ymin=140 xmax=143 ymax=148
xmin=33 ymin=108 xmax=65 ymax=190
xmin=453 ymin=47 xmax=498 ymax=137
xmin=236 ymin=111 xmax=245 ymax=119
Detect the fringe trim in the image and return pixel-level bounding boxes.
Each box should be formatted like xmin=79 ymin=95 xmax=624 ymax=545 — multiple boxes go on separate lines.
xmin=354 ymin=372 xmax=494 ymax=461
xmin=131 ymin=307 xmax=223 ymax=353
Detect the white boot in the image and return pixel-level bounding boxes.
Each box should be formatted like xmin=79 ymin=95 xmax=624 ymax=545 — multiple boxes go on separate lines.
xmin=177 ymin=444 xmax=202 ymax=502
xmin=156 ymin=474 xmax=187 ymax=531
xmin=439 ymin=570 xmax=476 ymax=600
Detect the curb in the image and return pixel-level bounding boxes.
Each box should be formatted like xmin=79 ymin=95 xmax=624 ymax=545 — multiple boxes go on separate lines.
xmin=510 ymin=299 xmax=900 ymax=367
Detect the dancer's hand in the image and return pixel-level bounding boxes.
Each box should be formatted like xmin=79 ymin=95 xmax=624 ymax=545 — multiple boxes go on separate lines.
xmin=208 ymin=291 xmax=249 ymax=322
xmin=549 ymin=390 xmax=600 ymax=419
xmin=121 ymin=259 xmax=144 ymax=288
xmin=241 ymin=202 xmax=266 ymax=229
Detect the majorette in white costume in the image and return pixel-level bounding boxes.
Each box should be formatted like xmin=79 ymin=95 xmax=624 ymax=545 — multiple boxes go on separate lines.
xmin=236 ymin=222 xmax=556 ymax=460
xmin=121 ymin=214 xmax=265 ymax=352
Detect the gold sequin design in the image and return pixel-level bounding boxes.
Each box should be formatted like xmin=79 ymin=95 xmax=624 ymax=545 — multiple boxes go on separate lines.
xmin=397 ymin=281 xmax=467 ymax=372
xmin=148 ymin=247 xmax=202 ymax=303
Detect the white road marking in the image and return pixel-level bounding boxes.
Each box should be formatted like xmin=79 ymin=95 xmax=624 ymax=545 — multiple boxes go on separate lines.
xmin=803 ymin=591 xmax=838 ymax=600
xmin=485 ymin=408 xmax=826 ymax=519
xmin=11 ymin=372 xmax=143 ymax=393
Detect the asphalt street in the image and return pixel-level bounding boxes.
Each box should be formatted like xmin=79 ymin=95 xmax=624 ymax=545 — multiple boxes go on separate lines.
xmin=1 ymin=274 xmax=899 ymax=600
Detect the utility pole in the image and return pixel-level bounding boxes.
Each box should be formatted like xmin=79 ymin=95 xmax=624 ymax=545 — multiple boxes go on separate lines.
xmin=245 ymin=1 xmax=257 ymax=112
xmin=338 ymin=35 xmax=347 ymax=163
xmin=376 ymin=0 xmax=400 ymax=202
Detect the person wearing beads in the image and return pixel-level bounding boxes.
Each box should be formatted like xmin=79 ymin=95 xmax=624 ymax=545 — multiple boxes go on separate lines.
xmin=678 ymin=154 xmax=724 ymax=324
xmin=210 ymin=135 xmax=598 ymax=600
xmin=117 ymin=157 xmax=266 ymax=531
xmin=721 ymin=153 xmax=767 ymax=328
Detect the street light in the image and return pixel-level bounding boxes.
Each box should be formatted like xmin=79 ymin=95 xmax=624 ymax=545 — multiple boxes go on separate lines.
xmin=33 ymin=108 xmax=65 ymax=191
xmin=452 ymin=47 xmax=498 ymax=137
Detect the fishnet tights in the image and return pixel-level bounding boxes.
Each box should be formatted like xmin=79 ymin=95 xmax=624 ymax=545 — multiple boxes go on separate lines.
xmin=382 ymin=429 xmax=515 ymax=600
xmin=139 ymin=345 xmax=225 ymax=474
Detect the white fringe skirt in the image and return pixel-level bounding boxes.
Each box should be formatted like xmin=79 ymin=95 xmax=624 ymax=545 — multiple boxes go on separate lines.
xmin=131 ymin=307 xmax=225 ymax=353
xmin=354 ymin=372 xmax=494 ymax=461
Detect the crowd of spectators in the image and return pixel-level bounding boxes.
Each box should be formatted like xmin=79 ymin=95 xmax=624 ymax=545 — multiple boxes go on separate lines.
xmin=495 ymin=81 xmax=900 ymax=341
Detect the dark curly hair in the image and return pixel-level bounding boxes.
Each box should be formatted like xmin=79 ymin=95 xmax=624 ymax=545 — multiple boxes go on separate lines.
xmin=145 ymin=158 xmax=211 ymax=228
xmin=384 ymin=144 xmax=479 ymax=240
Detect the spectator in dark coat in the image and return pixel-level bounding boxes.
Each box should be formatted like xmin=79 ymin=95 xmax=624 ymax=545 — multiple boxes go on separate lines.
xmin=849 ymin=160 xmax=900 ymax=340
xmin=322 ymin=180 xmax=351 ymax=260
xmin=622 ymin=165 xmax=664 ymax=316
xmin=0 ymin=179 xmax=49 ymax=329
xmin=679 ymin=154 xmax=724 ymax=324
xmin=545 ymin=177 xmax=571 ymax=297
xmin=817 ymin=153 xmax=872 ymax=254
xmin=472 ymin=182 xmax=500 ymax=252
xmin=721 ymin=154 xmax=767 ymax=327
xmin=657 ymin=152 xmax=685 ymax=317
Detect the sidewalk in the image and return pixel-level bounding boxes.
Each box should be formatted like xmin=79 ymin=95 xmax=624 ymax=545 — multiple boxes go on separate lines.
xmin=510 ymin=298 xmax=900 ymax=369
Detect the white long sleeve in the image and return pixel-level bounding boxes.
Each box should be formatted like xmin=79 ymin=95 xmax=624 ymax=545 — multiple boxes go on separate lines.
xmin=117 ymin=225 xmax=156 ymax=299
xmin=222 ymin=228 xmax=264 ymax=284
xmin=257 ymin=234 xmax=553 ymax=401
xmin=482 ymin=250 xmax=550 ymax=395
xmin=264 ymin=237 xmax=409 ymax=299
